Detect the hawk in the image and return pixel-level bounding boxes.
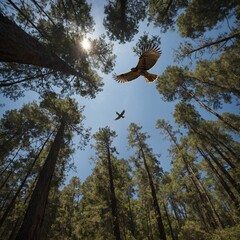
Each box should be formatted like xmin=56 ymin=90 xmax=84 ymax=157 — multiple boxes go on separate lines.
xmin=115 ymin=110 xmax=125 ymax=120
xmin=114 ymin=44 xmax=161 ymax=83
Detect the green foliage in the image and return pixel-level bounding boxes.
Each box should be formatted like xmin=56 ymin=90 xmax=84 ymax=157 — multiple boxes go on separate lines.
xmin=0 ymin=0 xmax=240 ymax=239
xmin=205 ymin=224 xmax=240 ymax=240
xmin=178 ymin=220 xmax=207 ymax=240
xmin=0 ymin=93 xmax=89 ymax=239
xmin=103 ymin=0 xmax=148 ymax=43
xmin=0 ymin=0 xmax=116 ymax=99
xmin=177 ymin=0 xmax=239 ymax=38
xmin=148 ymin=0 xmax=188 ymax=32
xmin=158 ymin=41 xmax=240 ymax=110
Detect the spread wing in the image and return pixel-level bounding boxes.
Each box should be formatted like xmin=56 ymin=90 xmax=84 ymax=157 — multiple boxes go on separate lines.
xmin=113 ymin=71 xmax=140 ymax=83
xmin=120 ymin=110 xmax=125 ymax=115
xmin=115 ymin=115 xmax=121 ymax=120
xmin=136 ymin=44 xmax=161 ymax=70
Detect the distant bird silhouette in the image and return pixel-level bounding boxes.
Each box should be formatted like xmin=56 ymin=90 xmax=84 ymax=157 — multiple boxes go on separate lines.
xmin=115 ymin=110 xmax=125 ymax=120
xmin=114 ymin=44 xmax=161 ymax=83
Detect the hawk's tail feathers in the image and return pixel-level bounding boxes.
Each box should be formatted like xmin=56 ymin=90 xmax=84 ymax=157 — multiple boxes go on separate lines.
xmin=144 ymin=73 xmax=158 ymax=82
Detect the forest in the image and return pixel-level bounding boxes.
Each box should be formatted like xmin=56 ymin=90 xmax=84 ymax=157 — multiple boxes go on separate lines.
xmin=0 ymin=0 xmax=240 ymax=239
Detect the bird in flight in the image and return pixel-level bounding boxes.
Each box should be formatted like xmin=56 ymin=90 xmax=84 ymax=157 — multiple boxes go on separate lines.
xmin=114 ymin=44 xmax=161 ymax=83
xmin=115 ymin=110 xmax=125 ymax=120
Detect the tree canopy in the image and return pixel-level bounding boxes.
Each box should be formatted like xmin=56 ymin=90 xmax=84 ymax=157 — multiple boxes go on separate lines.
xmin=0 ymin=0 xmax=240 ymax=239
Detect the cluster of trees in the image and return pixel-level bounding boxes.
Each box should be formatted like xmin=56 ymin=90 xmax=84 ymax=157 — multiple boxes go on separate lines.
xmin=0 ymin=0 xmax=239 ymax=239
xmin=1 ymin=109 xmax=239 ymax=239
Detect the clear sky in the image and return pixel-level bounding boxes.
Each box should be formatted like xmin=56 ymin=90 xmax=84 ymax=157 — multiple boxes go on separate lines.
xmin=0 ymin=1 xmax=238 ymax=183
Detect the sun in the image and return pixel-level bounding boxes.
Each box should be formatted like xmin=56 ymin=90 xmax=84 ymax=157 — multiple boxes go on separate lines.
xmin=81 ymin=38 xmax=91 ymax=51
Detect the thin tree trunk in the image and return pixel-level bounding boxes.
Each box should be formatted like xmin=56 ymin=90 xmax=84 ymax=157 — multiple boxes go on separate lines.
xmin=186 ymin=120 xmax=239 ymax=161
xmin=146 ymin=203 xmax=154 ymax=240
xmin=187 ymin=32 xmax=240 ymax=55
xmin=107 ymin=147 xmax=122 ymax=240
xmin=163 ymin=201 xmax=176 ymax=240
xmin=0 ymin=132 xmax=52 ymax=228
xmin=181 ymin=84 xmax=239 ymax=132
xmin=30 ymin=0 xmax=56 ymax=26
xmin=0 ymin=71 xmax=54 ymax=87
xmin=8 ymin=174 xmax=39 ymax=240
xmin=0 ymin=147 xmax=21 ymax=178
xmin=139 ymin=144 xmax=166 ymax=240
xmin=162 ymin=127 xmax=224 ymax=229
xmin=0 ymin=170 xmax=13 ymax=191
xmin=184 ymin=184 xmax=210 ymax=232
xmin=206 ymin=149 xmax=240 ymax=195
xmin=188 ymin=163 xmax=224 ymax=229
xmin=212 ymin=144 xmax=236 ymax=169
xmin=127 ymin=193 xmax=137 ymax=238
xmin=197 ymin=147 xmax=240 ymax=208
xmin=15 ymin=121 xmax=65 ymax=240
xmin=205 ymin=129 xmax=240 ymax=160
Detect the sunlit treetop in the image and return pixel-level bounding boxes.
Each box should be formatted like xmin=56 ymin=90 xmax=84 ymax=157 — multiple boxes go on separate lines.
xmin=0 ymin=0 xmax=116 ymax=99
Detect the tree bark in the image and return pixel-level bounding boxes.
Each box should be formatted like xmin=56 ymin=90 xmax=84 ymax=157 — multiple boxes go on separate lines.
xmin=163 ymin=201 xmax=176 ymax=240
xmin=15 ymin=121 xmax=65 ymax=240
xmin=0 ymin=13 xmax=81 ymax=78
xmin=206 ymin=149 xmax=240 ymax=195
xmin=0 ymin=132 xmax=52 ymax=228
xmin=107 ymin=147 xmax=122 ymax=240
xmin=212 ymin=144 xmax=236 ymax=169
xmin=138 ymin=143 xmax=167 ymax=240
xmin=162 ymin=126 xmax=224 ymax=229
xmin=185 ymin=120 xmax=239 ymax=161
xmin=197 ymin=147 xmax=240 ymax=208
xmin=180 ymin=84 xmax=240 ymax=132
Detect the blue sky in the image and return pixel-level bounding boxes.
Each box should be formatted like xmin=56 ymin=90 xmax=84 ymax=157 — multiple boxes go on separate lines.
xmin=1 ymin=1 xmax=239 ymax=183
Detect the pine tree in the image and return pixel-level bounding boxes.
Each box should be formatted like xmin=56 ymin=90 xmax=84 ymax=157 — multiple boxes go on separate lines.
xmin=128 ymin=123 xmax=167 ymax=240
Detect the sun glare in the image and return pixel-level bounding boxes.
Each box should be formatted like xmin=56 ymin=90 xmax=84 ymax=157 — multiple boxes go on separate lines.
xmin=81 ymin=38 xmax=91 ymax=51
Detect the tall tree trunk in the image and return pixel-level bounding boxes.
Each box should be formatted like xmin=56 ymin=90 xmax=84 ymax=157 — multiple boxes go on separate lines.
xmin=185 ymin=185 xmax=210 ymax=232
xmin=162 ymin=126 xmax=224 ymax=229
xmin=0 ymin=147 xmax=21 ymax=178
xmin=205 ymin=129 xmax=240 ymax=161
xmin=212 ymin=144 xmax=236 ymax=169
xmin=8 ymin=176 xmax=39 ymax=240
xmin=181 ymin=84 xmax=240 ymax=132
xmin=205 ymin=148 xmax=240 ymax=195
xmin=163 ymin=201 xmax=176 ymax=240
xmin=197 ymin=147 xmax=240 ymax=208
xmin=127 ymin=193 xmax=137 ymax=238
xmin=139 ymin=144 xmax=167 ymax=240
xmin=15 ymin=121 xmax=65 ymax=240
xmin=185 ymin=120 xmax=239 ymax=162
xmin=0 ymin=133 xmax=52 ymax=228
xmin=107 ymin=147 xmax=122 ymax=240
xmin=0 ymin=13 xmax=81 ymax=78
xmin=146 ymin=203 xmax=154 ymax=240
